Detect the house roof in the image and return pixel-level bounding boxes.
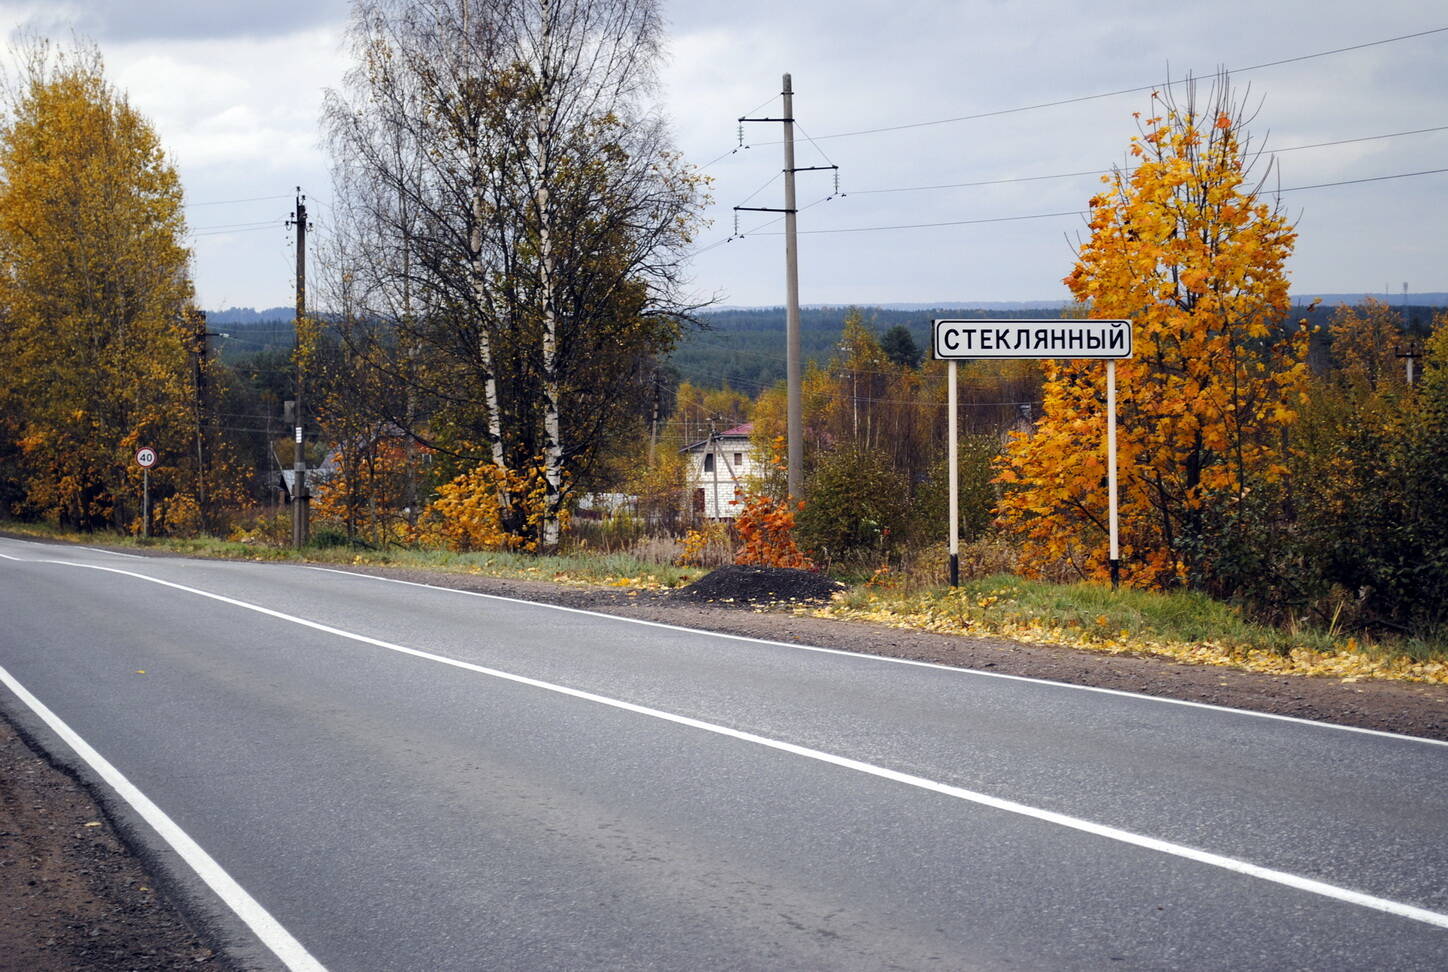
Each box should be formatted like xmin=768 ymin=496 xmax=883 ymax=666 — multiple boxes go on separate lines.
xmin=679 ymin=422 xmax=755 ymax=454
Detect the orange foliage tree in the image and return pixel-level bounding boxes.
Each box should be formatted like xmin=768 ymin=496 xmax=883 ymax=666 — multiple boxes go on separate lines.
xmin=416 ymin=460 xmax=566 ymax=553
xmin=1327 ymin=298 xmax=1407 ymax=393
xmin=311 ymin=436 xmax=421 ymax=545
xmin=733 ymin=437 xmax=813 ymax=569
xmin=997 ymin=76 xmax=1307 ymax=590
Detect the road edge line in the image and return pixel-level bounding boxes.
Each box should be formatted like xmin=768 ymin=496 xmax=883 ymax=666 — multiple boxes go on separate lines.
xmin=0 ymin=663 xmax=327 ymax=971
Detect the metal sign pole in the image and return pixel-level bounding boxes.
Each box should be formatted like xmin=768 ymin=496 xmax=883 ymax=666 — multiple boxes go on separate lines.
xmin=142 ymin=467 xmax=149 ymax=540
xmin=948 ymin=360 xmax=959 ymax=587
xmin=1107 ymin=359 xmax=1120 ymax=590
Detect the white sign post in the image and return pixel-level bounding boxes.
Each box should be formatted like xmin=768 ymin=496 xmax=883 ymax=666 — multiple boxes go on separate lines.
xmin=933 ymin=319 xmax=1133 ymax=590
xmin=136 ymin=447 xmax=156 ymax=539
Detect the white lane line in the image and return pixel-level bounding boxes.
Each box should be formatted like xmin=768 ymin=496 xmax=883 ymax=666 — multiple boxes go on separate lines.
xmin=25 ymin=556 xmax=1448 ymax=931
xmin=0 ymin=664 xmax=326 ymax=971
xmin=78 ymin=545 xmax=147 ymax=560
xmin=0 ymin=538 xmax=145 ymax=560
xmin=296 ymin=566 xmax=1448 ymax=750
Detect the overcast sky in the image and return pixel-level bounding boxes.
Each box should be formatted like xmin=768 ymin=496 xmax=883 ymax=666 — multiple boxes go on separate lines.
xmin=1 ymin=0 xmax=1444 ymax=310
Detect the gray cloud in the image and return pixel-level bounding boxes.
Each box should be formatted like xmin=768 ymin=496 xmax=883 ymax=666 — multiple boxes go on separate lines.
xmin=6 ymin=0 xmax=348 ymax=42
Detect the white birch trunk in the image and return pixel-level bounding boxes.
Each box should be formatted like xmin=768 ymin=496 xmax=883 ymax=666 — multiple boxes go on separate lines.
xmin=536 ymin=0 xmax=565 ymax=551
xmin=470 ymin=188 xmax=510 ymax=495
xmin=538 ymin=184 xmax=563 ymax=550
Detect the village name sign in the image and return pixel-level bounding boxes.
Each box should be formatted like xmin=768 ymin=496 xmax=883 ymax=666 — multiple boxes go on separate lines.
xmin=933 ymin=318 xmax=1134 ymax=589
xmin=934 ymin=318 xmax=1131 ymax=359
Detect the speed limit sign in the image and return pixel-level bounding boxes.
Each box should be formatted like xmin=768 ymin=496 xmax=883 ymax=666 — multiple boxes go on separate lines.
xmin=136 ymin=447 xmax=156 ymax=468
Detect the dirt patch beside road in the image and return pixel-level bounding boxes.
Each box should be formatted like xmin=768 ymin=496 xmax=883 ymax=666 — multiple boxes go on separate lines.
xmin=0 ymin=718 xmax=229 ymax=970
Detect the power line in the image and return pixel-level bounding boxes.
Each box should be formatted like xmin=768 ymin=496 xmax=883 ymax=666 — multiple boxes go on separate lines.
xmin=193 ymin=226 xmax=283 ymax=238
xmin=751 ymin=26 xmax=1448 ymax=146
xmin=741 ymin=166 xmax=1448 ymax=237
xmin=700 ymin=92 xmax=783 ymax=168
xmin=185 ymin=193 xmax=293 ymax=208
xmin=847 ymin=123 xmax=1448 ymax=197
xmin=192 ymin=219 xmax=280 ymax=232
xmin=793 ymin=120 xmax=838 ymax=170
xmin=698 ymin=194 xmax=837 ymax=256
xmin=1277 ymin=166 xmax=1448 ymax=193
xmin=775 ymin=209 xmax=1082 ymax=237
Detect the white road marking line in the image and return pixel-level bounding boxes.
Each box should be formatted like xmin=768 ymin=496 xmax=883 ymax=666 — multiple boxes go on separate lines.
xmin=0 ymin=664 xmax=326 ymax=971
xmin=78 ymin=545 xmax=147 ymax=559
xmin=297 ymin=565 xmax=1448 ymax=750
xmin=23 ymin=556 xmax=1448 ymax=931
xmin=0 ymin=537 xmax=145 ymax=559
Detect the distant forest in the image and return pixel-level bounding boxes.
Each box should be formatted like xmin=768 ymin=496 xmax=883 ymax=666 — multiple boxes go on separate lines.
xmin=208 ymin=301 xmax=1445 ymax=392
xmin=670 ymin=302 xmax=1442 ymax=390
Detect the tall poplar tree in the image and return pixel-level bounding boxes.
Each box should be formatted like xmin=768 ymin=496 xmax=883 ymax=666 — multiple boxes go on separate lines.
xmin=0 ymin=43 xmax=195 ymax=530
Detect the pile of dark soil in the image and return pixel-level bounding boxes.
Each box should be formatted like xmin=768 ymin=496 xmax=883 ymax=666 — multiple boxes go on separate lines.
xmin=672 ymin=564 xmax=844 ymax=606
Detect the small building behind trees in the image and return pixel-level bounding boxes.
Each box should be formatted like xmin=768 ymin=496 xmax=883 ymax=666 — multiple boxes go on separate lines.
xmin=680 ymin=424 xmax=757 ymax=519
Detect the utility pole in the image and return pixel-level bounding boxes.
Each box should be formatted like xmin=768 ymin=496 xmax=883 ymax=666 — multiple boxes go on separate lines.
xmin=188 ymin=309 xmax=227 ymax=532
xmin=737 ymin=73 xmax=836 ymax=502
xmin=648 ymin=371 xmax=661 ymax=466
xmin=780 ymin=74 xmax=802 ymax=501
xmin=287 ymin=189 xmax=311 ymax=547
xmin=1396 ymin=342 xmax=1423 ymax=387
xmin=709 ymin=422 xmax=720 ymax=520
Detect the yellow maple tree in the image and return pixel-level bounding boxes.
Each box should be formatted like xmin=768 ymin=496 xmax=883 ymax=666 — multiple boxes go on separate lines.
xmin=997 ymin=76 xmax=1308 ymax=589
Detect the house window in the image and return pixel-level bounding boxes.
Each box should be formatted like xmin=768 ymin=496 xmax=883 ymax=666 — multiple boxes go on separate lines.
xmin=733 ymin=452 xmax=743 ymax=467
xmin=703 ymin=453 xmax=714 ymax=472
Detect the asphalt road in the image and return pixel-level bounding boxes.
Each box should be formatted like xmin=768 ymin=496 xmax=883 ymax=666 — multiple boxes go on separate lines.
xmin=1 ymin=535 xmax=1446 ymax=970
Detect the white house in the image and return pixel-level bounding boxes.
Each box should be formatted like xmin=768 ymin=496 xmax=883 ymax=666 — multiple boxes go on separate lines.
xmin=680 ymin=422 xmax=756 ymax=519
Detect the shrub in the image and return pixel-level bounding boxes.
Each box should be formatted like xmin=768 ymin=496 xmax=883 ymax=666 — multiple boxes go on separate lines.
xmin=795 ymin=446 xmax=909 ymax=563
xmin=734 ymin=493 xmax=813 ymax=569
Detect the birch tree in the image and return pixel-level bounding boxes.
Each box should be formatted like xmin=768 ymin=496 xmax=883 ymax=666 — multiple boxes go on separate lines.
xmin=323 ymin=0 xmax=704 ymax=549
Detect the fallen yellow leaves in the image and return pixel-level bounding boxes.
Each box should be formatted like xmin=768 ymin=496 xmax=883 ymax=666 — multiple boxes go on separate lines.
xmin=812 ymin=592 xmax=1448 ymax=685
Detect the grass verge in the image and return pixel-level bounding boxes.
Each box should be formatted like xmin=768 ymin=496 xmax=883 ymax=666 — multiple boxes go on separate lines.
xmin=813 ymin=574 xmax=1448 ymax=684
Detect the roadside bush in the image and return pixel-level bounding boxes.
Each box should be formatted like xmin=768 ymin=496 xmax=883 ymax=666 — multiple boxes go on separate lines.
xmin=735 ymin=492 xmax=813 ymax=569
xmin=915 ymin=434 xmax=1001 ymax=546
xmin=1290 ymin=328 xmax=1448 ymax=634
xmin=796 ymin=446 xmax=909 ymax=564
xmin=678 ymin=522 xmax=734 ymax=567
xmin=309 ymin=526 xmax=375 ymax=550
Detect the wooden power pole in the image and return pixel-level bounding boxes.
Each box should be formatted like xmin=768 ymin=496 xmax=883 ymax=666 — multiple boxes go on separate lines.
xmin=287 ymin=189 xmax=311 ymax=547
